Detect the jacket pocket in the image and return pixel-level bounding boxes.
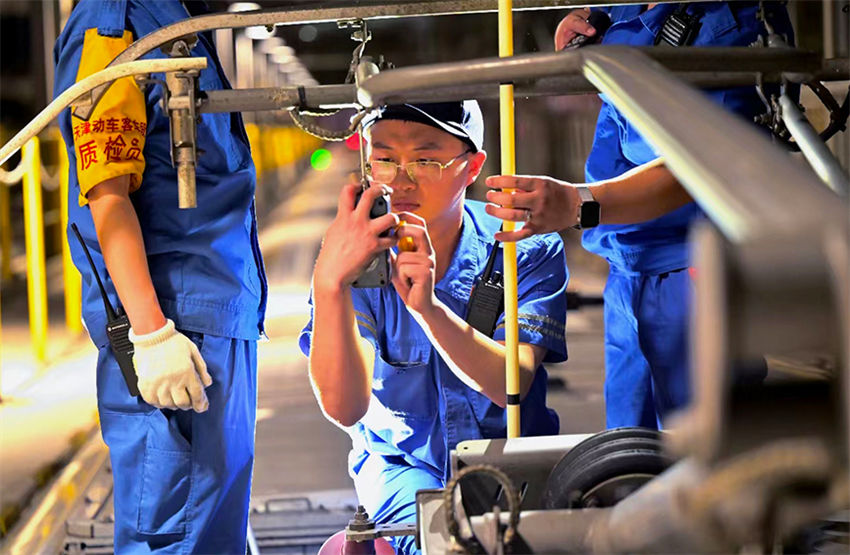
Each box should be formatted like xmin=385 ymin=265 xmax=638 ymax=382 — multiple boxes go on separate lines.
xmin=371 ymin=355 xmax=435 ymax=421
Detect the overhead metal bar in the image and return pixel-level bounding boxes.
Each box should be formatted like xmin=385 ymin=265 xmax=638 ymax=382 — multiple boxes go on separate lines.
xmin=74 ymin=0 xmax=685 ymax=119
xmin=581 ymin=47 xmax=845 ymax=242
xmin=200 ymin=59 xmax=850 ymax=114
xmin=358 ymin=46 xmax=846 ymax=242
xmin=357 ymin=47 xmax=829 ymax=106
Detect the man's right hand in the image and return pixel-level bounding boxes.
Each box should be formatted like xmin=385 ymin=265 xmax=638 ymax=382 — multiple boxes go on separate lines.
xmin=314 ymin=183 xmax=399 ymax=291
xmin=129 ymin=319 xmax=213 ymax=412
xmin=554 ymin=8 xmax=597 ymax=51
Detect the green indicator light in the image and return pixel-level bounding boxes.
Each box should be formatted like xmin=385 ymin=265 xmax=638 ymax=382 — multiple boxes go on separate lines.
xmin=311 ymin=148 xmax=332 ymax=171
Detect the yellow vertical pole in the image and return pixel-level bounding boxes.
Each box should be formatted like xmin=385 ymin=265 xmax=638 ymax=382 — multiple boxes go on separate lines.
xmin=499 ymin=0 xmax=521 ymax=439
xmin=0 ymin=266 xmax=3 ymax=400
xmin=59 ymin=138 xmax=82 ymax=333
xmin=22 ymin=137 xmax=48 ymax=362
xmin=0 ymin=182 xmax=11 ymax=281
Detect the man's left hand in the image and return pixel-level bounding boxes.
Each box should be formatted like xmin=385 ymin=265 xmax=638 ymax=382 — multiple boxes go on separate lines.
xmin=484 ymin=174 xmax=579 ymax=241
xmin=391 ymin=213 xmax=438 ymax=317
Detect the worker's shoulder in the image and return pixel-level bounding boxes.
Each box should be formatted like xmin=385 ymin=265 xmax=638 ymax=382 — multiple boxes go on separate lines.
xmin=61 ymin=0 xmax=185 ymax=39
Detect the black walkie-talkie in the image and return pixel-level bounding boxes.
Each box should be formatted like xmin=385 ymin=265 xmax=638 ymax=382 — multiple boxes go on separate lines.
xmin=352 ymin=120 xmax=391 ymax=289
xmin=562 ymin=10 xmax=612 ymax=50
xmin=70 ymin=223 xmax=140 ymax=396
xmin=465 ymin=241 xmax=505 ymax=337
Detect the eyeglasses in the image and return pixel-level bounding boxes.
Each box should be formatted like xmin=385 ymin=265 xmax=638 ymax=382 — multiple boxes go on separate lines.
xmin=366 ymin=151 xmax=471 ymax=185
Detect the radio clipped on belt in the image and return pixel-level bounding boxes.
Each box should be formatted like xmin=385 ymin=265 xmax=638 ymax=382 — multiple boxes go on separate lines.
xmin=465 ymin=241 xmax=504 ymax=337
xmin=70 ymin=224 xmax=140 ymax=396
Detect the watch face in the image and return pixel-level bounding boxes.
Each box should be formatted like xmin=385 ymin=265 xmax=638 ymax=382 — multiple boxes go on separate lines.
xmin=580 ymin=201 xmax=601 ymax=228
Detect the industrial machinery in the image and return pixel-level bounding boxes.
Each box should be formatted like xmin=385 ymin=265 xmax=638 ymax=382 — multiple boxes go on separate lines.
xmin=1 ymin=2 xmax=847 ymax=553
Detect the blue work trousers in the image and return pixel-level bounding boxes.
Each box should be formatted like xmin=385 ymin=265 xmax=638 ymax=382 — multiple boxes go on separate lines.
xmin=97 ymin=331 xmax=257 ymax=554
xmin=353 ymin=454 xmax=442 ymax=555
xmin=603 ymin=269 xmax=691 ymax=429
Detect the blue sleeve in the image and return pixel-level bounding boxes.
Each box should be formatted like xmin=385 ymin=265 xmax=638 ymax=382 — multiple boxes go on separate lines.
xmin=492 ymin=234 xmax=569 ymax=363
xmin=54 ymin=17 xmax=88 ymax=164
xmin=298 ymin=288 xmax=379 ymax=357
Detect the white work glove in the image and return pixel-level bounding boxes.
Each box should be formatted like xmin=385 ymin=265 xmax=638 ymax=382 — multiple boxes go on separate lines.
xmin=129 ymin=319 xmax=213 ymax=412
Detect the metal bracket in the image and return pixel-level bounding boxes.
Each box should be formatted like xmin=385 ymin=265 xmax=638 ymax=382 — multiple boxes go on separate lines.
xmin=162 ymin=38 xmax=200 ymax=209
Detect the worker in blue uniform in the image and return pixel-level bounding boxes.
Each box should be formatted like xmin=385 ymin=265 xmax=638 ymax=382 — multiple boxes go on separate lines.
xmin=300 ymin=101 xmax=567 ymax=554
xmin=54 ymin=0 xmax=266 ymax=552
xmin=485 ymin=2 xmax=793 ymax=429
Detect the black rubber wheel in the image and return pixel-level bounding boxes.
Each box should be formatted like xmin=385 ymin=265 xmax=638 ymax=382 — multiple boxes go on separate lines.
xmin=542 ymin=428 xmax=670 ymax=509
xmin=560 ymin=436 xmax=664 ymax=477
xmin=557 ymin=427 xmax=662 ymax=469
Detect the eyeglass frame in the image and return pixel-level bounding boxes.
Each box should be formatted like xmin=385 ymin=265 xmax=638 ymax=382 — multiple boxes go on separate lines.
xmin=365 ymin=150 xmax=473 ymax=185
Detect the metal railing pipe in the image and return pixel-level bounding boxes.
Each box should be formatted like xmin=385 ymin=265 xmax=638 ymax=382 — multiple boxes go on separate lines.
xmin=580 ymin=47 xmax=846 ymax=242
xmin=198 ymin=59 xmax=849 ymax=114
xmin=357 ymin=48 xmax=825 ymax=108
xmin=22 ymin=138 xmax=48 ymax=362
xmin=779 ymin=95 xmax=849 ymax=196
xmin=0 ymin=58 xmax=207 ymax=167
xmin=200 ymin=84 xmax=356 ymax=113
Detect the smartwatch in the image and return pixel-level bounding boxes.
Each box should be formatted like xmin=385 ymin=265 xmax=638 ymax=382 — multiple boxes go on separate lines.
xmin=574 ymin=186 xmax=601 ymax=229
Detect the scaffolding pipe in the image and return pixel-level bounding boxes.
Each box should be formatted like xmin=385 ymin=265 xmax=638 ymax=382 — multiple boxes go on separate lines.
xmin=779 ymin=95 xmax=849 ymax=196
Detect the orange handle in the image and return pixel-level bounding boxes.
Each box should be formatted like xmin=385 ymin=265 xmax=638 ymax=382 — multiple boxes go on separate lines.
xmin=397 ymin=220 xmax=415 ymax=252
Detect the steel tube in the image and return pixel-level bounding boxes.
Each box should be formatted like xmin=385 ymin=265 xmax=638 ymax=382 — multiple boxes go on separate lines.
xmin=358 ymin=47 xmax=825 ymax=107
xmin=200 ymin=84 xmax=356 ymax=113
xmin=780 ymin=95 xmax=849 ymax=196
xmin=0 ymin=58 xmax=207 ymax=167
xmin=581 ymin=47 xmax=845 ymax=242
xmin=203 ymin=65 xmax=849 ymax=114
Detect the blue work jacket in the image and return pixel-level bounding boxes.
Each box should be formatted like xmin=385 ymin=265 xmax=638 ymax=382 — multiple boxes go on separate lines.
xmin=300 ymin=201 xmax=566 ymax=481
xmin=582 ymin=2 xmax=794 ymax=274
xmin=54 ymin=0 xmax=267 ymax=347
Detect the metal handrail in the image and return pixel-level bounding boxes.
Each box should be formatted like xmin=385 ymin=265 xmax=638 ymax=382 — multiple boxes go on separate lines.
xmin=194 ymin=57 xmax=849 ymax=114
xmin=0 ymin=58 xmax=207 ymax=167
xmin=356 ymin=47 xmax=831 ymax=107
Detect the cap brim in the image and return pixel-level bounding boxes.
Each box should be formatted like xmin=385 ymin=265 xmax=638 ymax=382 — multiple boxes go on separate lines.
xmin=362 ymin=104 xmax=479 ymax=152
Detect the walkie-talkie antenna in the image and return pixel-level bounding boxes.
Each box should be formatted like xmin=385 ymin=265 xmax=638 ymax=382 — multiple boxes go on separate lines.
xmin=70 ymin=223 xmax=118 ymax=320
xmin=482 ymin=241 xmax=501 ymax=281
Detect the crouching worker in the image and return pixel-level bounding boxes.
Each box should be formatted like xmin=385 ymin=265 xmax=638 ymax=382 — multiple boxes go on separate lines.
xmin=300 ymin=101 xmax=568 ymax=554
